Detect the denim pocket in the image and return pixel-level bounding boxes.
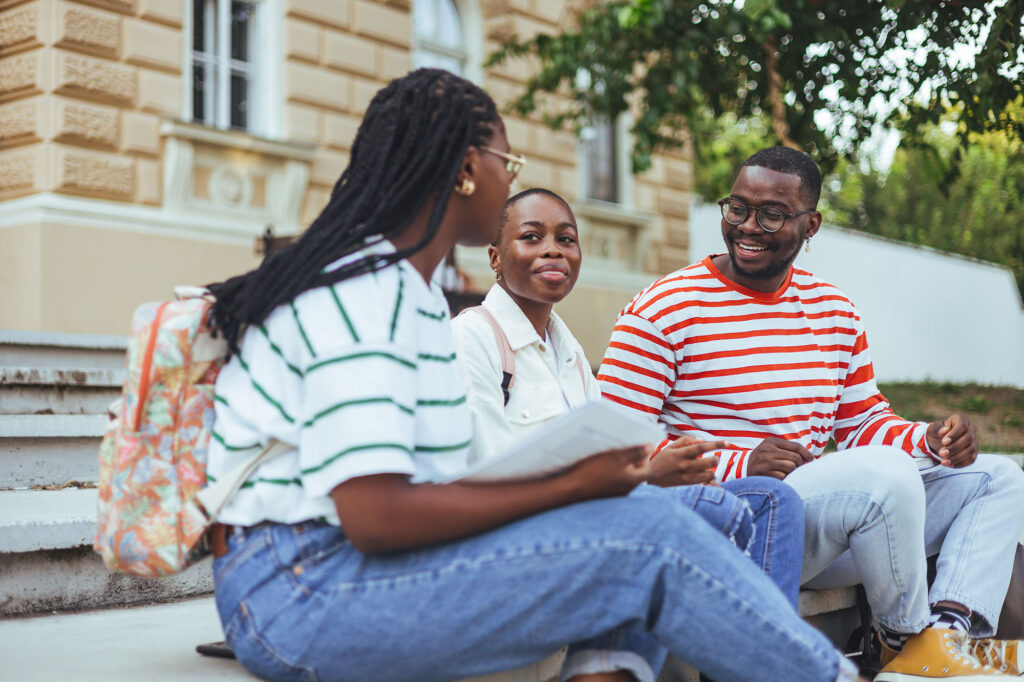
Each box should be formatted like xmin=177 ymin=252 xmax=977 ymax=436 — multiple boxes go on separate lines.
xmin=229 ymin=601 xmax=319 ymax=682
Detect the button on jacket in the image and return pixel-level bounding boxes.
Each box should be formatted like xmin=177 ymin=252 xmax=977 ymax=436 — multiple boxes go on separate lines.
xmin=452 ymin=284 xmax=601 ymax=466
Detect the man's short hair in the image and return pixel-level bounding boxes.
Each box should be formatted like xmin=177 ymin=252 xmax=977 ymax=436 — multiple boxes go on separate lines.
xmin=741 ymin=147 xmax=822 ymax=207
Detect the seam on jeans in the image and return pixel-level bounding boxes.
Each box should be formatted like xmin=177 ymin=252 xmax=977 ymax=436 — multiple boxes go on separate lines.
xmin=801 ymin=489 xmax=926 ymax=632
xmin=734 ymin=488 xmax=778 ymax=573
xmin=929 ymin=470 xmax=991 ymax=607
xmin=235 ymin=600 xmax=319 ymax=681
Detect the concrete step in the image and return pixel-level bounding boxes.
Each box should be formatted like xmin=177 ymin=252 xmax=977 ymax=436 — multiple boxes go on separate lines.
xmin=0 ymin=489 xmax=211 ymax=617
xmin=0 ymin=597 xmax=244 ymax=681
xmin=0 ymin=414 xmax=107 ymax=488
xmin=0 ymin=366 xmax=122 ymax=415
xmin=0 ymin=329 xmax=127 ymax=369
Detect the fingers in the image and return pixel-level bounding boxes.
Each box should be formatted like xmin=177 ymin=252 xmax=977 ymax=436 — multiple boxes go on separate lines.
xmin=771 ymin=437 xmax=815 ymax=463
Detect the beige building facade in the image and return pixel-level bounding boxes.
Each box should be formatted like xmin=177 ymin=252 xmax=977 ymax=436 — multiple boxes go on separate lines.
xmin=0 ymin=0 xmax=693 ymax=362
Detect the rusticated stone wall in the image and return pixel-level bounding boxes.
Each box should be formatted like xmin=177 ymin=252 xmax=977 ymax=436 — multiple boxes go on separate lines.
xmin=0 ymin=0 xmax=173 ymax=203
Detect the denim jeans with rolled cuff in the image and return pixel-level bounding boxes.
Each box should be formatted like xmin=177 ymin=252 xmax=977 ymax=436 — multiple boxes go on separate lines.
xmin=214 ymin=485 xmax=855 ymax=682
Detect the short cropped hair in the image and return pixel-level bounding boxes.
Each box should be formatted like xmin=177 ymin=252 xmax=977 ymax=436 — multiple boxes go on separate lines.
xmin=741 ymin=147 xmax=822 ymax=207
xmin=494 ymin=188 xmax=574 ymax=246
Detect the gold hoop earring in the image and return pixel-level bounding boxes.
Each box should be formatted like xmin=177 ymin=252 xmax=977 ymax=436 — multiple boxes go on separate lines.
xmin=455 ymin=178 xmax=475 ymax=196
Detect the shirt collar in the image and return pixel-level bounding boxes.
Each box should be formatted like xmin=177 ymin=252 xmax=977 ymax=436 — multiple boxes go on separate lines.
xmin=482 ymin=284 xmax=576 ymax=360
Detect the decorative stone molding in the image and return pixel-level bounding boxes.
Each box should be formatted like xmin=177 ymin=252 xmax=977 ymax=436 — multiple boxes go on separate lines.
xmin=58 ymin=3 xmax=120 ymax=58
xmin=0 ymin=3 xmax=40 ymax=54
xmin=0 ymin=149 xmax=36 ymax=191
xmin=0 ymin=54 xmax=40 ymax=101
xmin=574 ymin=200 xmax=656 ymax=272
xmin=55 ymin=99 xmax=120 ymax=148
xmin=56 ymin=52 xmax=135 ymax=105
xmin=74 ymin=0 xmax=136 ymax=15
xmin=0 ymin=99 xmax=38 ymax=146
xmin=161 ymin=120 xmax=316 ymax=237
xmin=56 ymin=147 xmax=134 ymax=198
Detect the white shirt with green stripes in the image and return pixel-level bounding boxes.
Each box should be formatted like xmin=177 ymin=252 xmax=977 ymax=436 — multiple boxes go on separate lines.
xmin=207 ymin=240 xmax=472 ymax=527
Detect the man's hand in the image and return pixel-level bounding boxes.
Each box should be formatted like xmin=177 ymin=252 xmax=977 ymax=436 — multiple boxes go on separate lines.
xmin=926 ymin=413 xmax=978 ymax=468
xmin=647 ymin=436 xmax=724 ymax=487
xmin=747 ymin=437 xmax=815 ymax=480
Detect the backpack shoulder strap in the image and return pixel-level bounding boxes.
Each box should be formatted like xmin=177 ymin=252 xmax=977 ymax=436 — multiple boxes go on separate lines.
xmin=459 ymin=305 xmax=515 ymax=406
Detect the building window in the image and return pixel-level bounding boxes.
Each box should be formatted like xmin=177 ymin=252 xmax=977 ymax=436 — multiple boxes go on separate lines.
xmin=582 ymin=118 xmax=619 ymax=203
xmin=191 ymin=0 xmax=261 ymax=132
xmin=413 ymin=0 xmax=466 ymax=74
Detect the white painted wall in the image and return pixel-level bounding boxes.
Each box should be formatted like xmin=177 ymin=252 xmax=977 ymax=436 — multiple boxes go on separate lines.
xmin=690 ymin=203 xmax=1024 ymax=388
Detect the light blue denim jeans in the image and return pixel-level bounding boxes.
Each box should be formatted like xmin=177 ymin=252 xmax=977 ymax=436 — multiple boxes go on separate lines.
xmin=791 ymin=447 xmax=1024 ymax=636
xmin=561 ymin=479 xmax=805 ymax=680
xmin=213 ymin=486 xmax=856 ymax=682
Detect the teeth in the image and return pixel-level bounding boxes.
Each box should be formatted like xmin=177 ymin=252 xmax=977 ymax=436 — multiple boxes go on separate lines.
xmin=737 ymin=243 xmax=766 ymax=252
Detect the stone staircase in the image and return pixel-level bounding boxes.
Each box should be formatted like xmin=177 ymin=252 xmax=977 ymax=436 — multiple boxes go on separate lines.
xmin=0 ymin=330 xmax=213 ymax=619
xmin=18 ymin=328 xmax=1021 ymax=679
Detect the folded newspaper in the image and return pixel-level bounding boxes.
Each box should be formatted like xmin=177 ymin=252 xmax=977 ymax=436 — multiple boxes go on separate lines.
xmin=448 ymin=399 xmax=666 ymax=483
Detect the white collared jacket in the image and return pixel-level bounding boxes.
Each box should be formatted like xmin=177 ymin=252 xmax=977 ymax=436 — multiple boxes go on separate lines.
xmin=452 ymin=284 xmax=601 ymax=467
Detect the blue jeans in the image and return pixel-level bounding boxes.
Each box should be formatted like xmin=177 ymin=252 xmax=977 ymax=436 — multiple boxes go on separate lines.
xmin=794 ymin=448 xmax=1024 ymax=636
xmin=214 ymin=486 xmax=855 ymax=682
xmin=566 ymin=480 xmax=804 ymax=678
xmin=722 ymin=477 xmax=805 ymax=607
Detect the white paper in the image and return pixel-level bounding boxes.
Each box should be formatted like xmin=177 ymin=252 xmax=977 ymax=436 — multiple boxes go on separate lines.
xmin=447 ymin=399 xmax=666 ymax=483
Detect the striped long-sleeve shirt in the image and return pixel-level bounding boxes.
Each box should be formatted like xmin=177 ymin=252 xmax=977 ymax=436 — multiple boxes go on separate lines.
xmin=597 ymin=256 xmax=937 ymax=481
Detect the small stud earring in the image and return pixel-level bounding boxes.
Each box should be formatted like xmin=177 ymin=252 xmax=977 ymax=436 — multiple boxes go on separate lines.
xmin=455 ymin=178 xmax=475 ymax=196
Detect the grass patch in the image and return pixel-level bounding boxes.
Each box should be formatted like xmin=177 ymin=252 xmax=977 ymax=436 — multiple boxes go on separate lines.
xmin=877 ymin=382 xmax=1024 ymax=453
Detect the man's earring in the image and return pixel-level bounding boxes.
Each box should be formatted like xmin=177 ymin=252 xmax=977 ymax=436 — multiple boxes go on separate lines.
xmin=455 ymin=178 xmax=475 ymax=196
xmin=493 ymin=270 xmax=501 ymax=281
xmin=805 ymin=238 xmax=811 ymax=253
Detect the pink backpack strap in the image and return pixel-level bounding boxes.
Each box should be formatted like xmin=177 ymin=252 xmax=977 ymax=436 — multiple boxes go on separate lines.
xmin=459 ymin=305 xmax=515 ymax=405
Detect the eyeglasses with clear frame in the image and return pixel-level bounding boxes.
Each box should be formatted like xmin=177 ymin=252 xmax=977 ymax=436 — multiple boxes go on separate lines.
xmin=478 ymin=145 xmax=527 ymax=183
xmin=717 ymin=198 xmax=816 ymax=233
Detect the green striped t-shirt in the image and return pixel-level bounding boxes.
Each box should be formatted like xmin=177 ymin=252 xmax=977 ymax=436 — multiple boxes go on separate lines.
xmin=208 ymin=240 xmax=472 ymax=526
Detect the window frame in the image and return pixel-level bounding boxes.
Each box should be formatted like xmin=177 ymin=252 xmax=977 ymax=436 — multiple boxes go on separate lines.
xmin=411 ymin=0 xmax=483 ymax=82
xmin=185 ymin=0 xmax=281 ymax=137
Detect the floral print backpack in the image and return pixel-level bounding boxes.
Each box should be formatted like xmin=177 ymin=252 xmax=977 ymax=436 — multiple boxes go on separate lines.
xmin=94 ymin=288 xmax=287 ymax=577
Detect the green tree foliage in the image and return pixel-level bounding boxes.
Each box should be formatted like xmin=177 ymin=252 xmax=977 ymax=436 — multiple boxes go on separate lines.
xmin=821 ymin=117 xmax=1024 ymax=299
xmin=488 ymin=0 xmax=1024 ymax=180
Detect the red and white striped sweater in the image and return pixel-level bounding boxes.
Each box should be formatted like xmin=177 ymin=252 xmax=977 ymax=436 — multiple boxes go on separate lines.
xmin=598 ymin=256 xmax=937 ymax=481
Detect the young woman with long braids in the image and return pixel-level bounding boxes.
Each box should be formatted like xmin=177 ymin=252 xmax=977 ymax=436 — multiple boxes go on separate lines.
xmin=204 ymin=69 xmax=863 ymax=682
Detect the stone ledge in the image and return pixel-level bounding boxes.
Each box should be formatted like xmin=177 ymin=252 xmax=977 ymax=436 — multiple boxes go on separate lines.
xmin=0 ymin=366 xmax=125 ymax=388
xmin=0 ymin=488 xmax=96 ymax=553
xmin=0 ymin=414 xmax=108 ymax=438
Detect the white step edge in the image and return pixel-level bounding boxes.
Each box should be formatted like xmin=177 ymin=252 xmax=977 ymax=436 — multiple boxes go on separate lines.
xmin=0 ymin=488 xmax=97 ymax=553
xmin=0 ymin=366 xmax=125 ymax=387
xmin=0 ymin=329 xmax=128 ymax=350
xmin=0 ymin=414 xmax=108 ymax=438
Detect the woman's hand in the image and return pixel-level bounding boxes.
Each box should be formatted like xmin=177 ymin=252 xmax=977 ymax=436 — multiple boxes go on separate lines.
xmin=562 ymin=444 xmax=653 ymax=499
xmin=646 ymin=436 xmax=723 ymax=487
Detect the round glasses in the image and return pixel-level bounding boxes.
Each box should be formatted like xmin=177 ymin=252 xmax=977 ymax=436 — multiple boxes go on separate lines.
xmin=717 ymin=198 xmax=815 ymax=233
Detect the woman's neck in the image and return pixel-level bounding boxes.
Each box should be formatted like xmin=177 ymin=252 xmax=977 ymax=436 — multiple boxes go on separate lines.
xmin=502 ymin=285 xmax=552 ymax=338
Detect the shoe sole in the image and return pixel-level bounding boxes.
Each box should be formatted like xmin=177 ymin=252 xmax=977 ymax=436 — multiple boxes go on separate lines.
xmin=875 ymin=673 xmax=1013 ymax=681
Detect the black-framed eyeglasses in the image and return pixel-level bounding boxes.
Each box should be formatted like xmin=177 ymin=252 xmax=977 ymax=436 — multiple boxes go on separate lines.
xmin=717 ymin=198 xmax=816 ymax=233
xmin=478 ymin=145 xmax=527 ymax=183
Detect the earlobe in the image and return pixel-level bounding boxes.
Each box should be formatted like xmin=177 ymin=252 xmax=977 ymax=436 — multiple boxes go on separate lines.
xmin=806 ymin=212 xmax=822 ymax=239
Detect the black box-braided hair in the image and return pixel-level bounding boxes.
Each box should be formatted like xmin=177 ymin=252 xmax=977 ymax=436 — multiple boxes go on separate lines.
xmin=207 ymin=68 xmax=500 ymax=355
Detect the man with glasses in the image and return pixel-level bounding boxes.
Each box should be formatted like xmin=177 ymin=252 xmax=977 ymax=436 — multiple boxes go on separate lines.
xmin=598 ymin=146 xmax=1024 ymax=680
